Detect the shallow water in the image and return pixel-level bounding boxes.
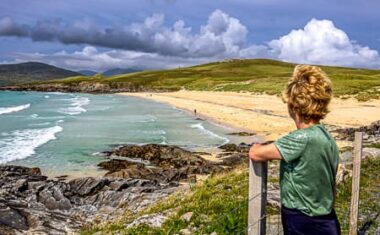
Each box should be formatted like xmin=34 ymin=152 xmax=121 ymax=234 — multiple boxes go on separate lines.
xmin=0 ymin=91 xmax=255 ymax=176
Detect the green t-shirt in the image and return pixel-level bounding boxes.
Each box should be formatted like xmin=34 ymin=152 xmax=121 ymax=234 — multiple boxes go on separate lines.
xmin=274 ymin=124 xmax=339 ymax=216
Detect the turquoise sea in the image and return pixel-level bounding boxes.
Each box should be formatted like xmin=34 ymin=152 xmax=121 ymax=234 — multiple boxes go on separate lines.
xmin=0 ymin=91 xmax=251 ymax=176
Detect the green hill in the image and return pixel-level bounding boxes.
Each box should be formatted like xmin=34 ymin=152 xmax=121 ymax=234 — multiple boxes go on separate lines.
xmin=0 ymin=62 xmax=81 ymax=85
xmin=6 ymin=59 xmax=380 ymax=100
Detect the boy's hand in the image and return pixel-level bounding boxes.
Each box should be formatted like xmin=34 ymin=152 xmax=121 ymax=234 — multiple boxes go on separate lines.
xmin=249 ymin=143 xmax=282 ymax=162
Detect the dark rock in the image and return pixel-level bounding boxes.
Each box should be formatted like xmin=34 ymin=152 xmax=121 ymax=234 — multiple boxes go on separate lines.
xmin=14 ymin=179 xmax=28 ymax=192
xmin=333 ymin=120 xmax=380 ymax=143
xmin=219 ymin=153 xmax=248 ymax=166
xmin=69 ymin=177 xmax=110 ymax=196
xmin=100 ymin=144 xmax=223 ymax=182
xmin=0 ymin=165 xmax=178 ymax=234
xmin=218 ymin=143 xmax=240 ymax=152
xmin=218 ymin=143 xmax=251 ymax=153
xmin=38 ymin=184 xmax=72 ymax=210
xmin=0 ymin=82 xmax=179 ymax=94
xmin=227 ymin=131 xmax=256 ymax=136
xmin=0 ymin=142 xmax=251 ymax=234
xmin=0 ymin=205 xmax=28 ymax=230
xmin=98 ymin=159 xmax=137 ymax=172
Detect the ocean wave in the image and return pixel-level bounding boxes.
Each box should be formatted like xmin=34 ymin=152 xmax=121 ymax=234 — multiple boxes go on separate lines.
xmin=0 ymin=104 xmax=31 ymax=115
xmin=28 ymin=122 xmax=51 ymax=127
xmin=0 ymin=126 xmax=63 ymax=164
xmin=160 ymin=135 xmax=168 ymax=144
xmin=58 ymin=96 xmax=90 ymax=115
xmin=46 ymin=92 xmax=66 ymax=95
xmin=190 ymin=123 xmax=229 ymax=145
xmin=141 ymin=129 xmax=166 ymax=135
xmin=137 ymin=115 xmax=157 ymax=123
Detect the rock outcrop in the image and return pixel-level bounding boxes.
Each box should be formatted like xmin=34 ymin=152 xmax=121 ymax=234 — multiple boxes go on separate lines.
xmin=333 ymin=120 xmax=380 ymax=143
xmin=0 ymin=144 xmax=252 ymax=234
xmin=99 ymin=144 xmax=225 ymax=183
xmin=0 ymin=82 xmax=178 ymax=93
xmin=0 ymin=165 xmax=177 ymax=234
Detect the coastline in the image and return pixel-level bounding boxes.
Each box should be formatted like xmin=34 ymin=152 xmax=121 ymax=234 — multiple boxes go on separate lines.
xmin=1 ymin=90 xmax=379 ymax=234
xmin=0 ymin=90 xmax=252 ymax=179
xmin=118 ymin=90 xmax=380 ymax=145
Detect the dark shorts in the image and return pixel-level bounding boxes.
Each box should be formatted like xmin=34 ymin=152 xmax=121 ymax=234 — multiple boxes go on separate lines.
xmin=281 ymin=206 xmax=341 ymax=235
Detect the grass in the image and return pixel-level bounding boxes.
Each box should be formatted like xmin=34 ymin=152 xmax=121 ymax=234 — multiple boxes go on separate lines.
xmin=24 ymin=59 xmax=380 ymax=100
xmin=81 ymin=157 xmax=380 ymax=234
xmin=365 ymin=142 xmax=380 ymax=149
xmin=335 ymin=157 xmax=380 ymax=234
xmin=81 ymin=166 xmax=252 ymax=235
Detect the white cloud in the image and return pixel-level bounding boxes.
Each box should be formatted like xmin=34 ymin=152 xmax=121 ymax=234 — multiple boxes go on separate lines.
xmin=193 ymin=9 xmax=248 ymax=57
xmin=14 ymin=46 xmax=212 ymax=72
xmin=3 ymin=14 xmax=380 ymax=70
xmin=268 ymin=18 xmax=380 ymax=68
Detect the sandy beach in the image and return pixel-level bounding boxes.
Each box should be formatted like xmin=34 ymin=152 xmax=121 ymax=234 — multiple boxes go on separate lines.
xmin=119 ymin=91 xmax=380 ymax=143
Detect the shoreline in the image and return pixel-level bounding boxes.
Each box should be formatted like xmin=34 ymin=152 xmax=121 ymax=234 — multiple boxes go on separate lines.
xmin=118 ymin=91 xmax=293 ymax=141
xmin=118 ymin=90 xmax=380 ymax=145
xmin=2 ymin=90 xmax=251 ymax=180
xmin=1 ymin=90 xmax=379 ymax=234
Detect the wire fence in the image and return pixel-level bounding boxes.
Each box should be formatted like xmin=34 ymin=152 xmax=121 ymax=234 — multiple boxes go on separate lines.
xmin=205 ymin=132 xmax=379 ymax=235
xmin=335 ymin=156 xmax=380 ymax=235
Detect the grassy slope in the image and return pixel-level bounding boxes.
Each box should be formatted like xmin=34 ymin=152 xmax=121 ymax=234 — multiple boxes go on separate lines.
xmin=31 ymin=59 xmax=380 ymax=100
xmin=70 ymin=59 xmax=380 ymax=234
xmin=0 ymin=62 xmax=81 ymax=85
xmin=82 ymin=157 xmax=380 ymax=235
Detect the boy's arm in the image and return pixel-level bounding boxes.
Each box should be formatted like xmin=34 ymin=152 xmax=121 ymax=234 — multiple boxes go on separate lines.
xmin=249 ymin=143 xmax=283 ymax=162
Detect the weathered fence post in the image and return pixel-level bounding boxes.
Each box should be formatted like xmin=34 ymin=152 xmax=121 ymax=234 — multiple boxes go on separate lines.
xmin=248 ymin=159 xmax=268 ymax=235
xmin=349 ymin=132 xmax=363 ymax=235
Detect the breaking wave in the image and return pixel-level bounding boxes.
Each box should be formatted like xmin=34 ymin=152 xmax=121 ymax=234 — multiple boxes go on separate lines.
xmin=0 ymin=104 xmax=31 ymax=115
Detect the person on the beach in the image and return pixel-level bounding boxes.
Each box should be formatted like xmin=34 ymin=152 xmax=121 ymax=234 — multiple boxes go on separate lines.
xmin=249 ymin=65 xmax=340 ymax=235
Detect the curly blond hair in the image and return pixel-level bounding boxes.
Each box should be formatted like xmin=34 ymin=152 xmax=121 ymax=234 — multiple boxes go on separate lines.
xmin=282 ymin=65 xmax=332 ymax=122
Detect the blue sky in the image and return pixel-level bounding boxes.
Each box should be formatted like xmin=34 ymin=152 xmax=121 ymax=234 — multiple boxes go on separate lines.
xmin=0 ymin=0 xmax=379 ymax=71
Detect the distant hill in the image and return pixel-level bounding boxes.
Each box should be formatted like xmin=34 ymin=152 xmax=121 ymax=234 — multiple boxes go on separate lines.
xmin=102 ymin=68 xmax=142 ymax=77
xmin=2 ymin=59 xmax=380 ymax=100
xmin=78 ymin=70 xmax=98 ymax=76
xmin=0 ymin=62 xmax=81 ymax=86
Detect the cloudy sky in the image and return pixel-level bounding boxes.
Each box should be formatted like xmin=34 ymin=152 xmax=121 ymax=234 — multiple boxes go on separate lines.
xmin=0 ymin=0 xmax=379 ymax=72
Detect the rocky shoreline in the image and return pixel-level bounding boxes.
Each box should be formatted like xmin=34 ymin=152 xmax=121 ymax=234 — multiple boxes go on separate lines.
xmin=0 ymin=143 xmax=251 ymax=234
xmin=0 ymin=82 xmax=177 ymax=93
xmin=1 ymin=121 xmax=379 ymax=234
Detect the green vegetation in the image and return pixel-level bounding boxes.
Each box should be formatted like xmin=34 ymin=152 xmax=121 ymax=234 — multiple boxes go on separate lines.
xmin=81 ymin=157 xmax=380 ymax=234
xmin=335 ymin=157 xmax=380 ymax=234
xmin=365 ymin=142 xmax=380 ymax=149
xmin=82 ymin=166 xmax=252 ymax=235
xmin=0 ymin=62 xmax=81 ymax=85
xmin=28 ymin=59 xmax=380 ymax=100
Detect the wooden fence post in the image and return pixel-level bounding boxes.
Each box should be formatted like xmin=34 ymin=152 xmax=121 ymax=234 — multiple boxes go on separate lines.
xmin=248 ymin=159 xmax=268 ymax=235
xmin=349 ymin=132 xmax=363 ymax=235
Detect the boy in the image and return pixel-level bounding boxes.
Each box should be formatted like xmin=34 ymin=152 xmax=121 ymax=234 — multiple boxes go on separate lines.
xmin=249 ymin=65 xmax=341 ymax=235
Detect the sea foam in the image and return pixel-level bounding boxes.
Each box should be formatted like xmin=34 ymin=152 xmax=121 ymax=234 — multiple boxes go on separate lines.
xmin=0 ymin=126 xmax=63 ymax=164
xmin=191 ymin=123 xmax=229 ymax=145
xmin=0 ymin=104 xmax=31 ymax=115
xmin=58 ymin=96 xmax=90 ymax=115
